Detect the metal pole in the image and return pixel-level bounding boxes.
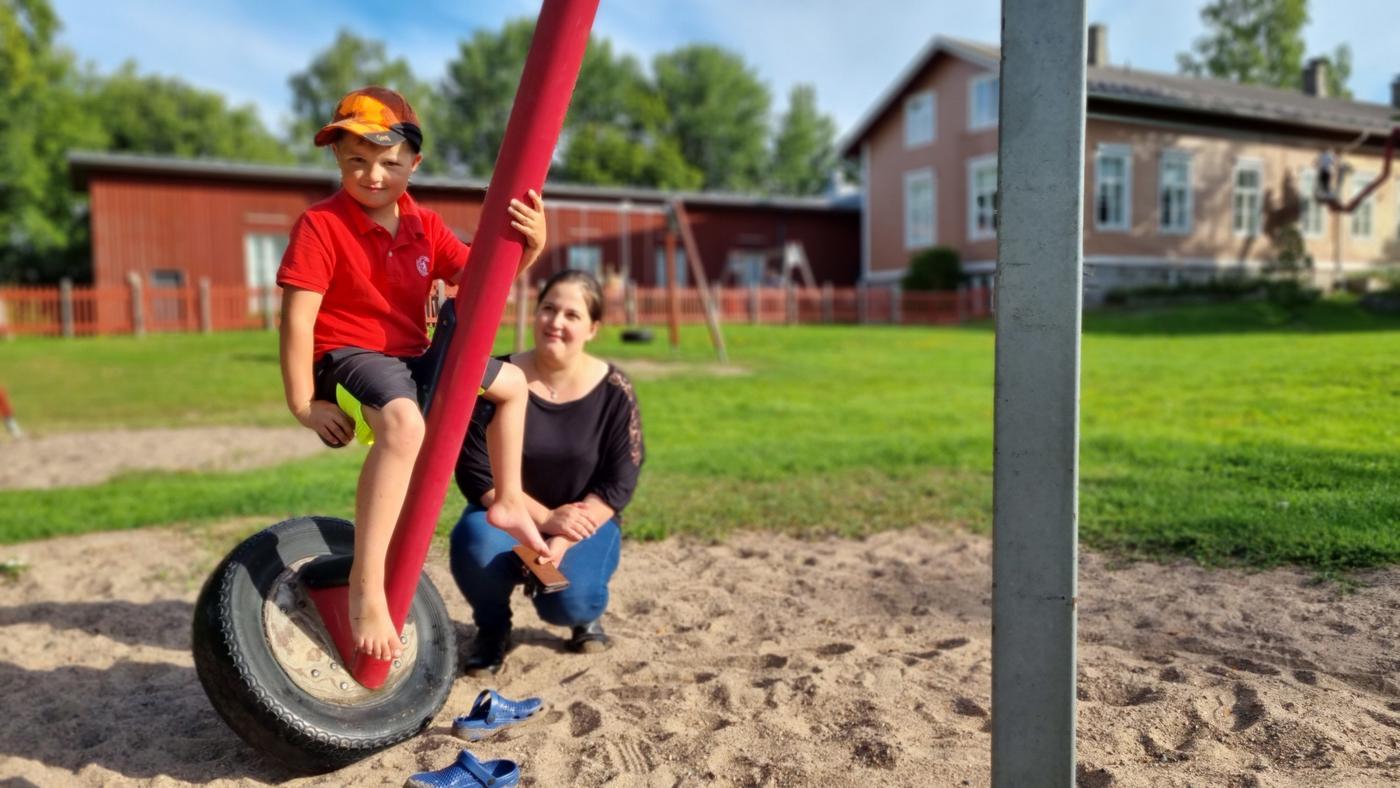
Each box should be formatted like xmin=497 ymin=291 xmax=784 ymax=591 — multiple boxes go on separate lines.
xmin=992 ymin=2 xmax=1085 ymax=786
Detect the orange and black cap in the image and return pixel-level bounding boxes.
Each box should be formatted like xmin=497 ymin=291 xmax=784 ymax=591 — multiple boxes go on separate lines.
xmin=314 ymin=86 xmax=423 ymax=150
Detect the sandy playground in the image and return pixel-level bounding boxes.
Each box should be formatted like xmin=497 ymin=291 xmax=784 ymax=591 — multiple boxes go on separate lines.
xmin=1 ymin=428 xmax=1399 ymax=786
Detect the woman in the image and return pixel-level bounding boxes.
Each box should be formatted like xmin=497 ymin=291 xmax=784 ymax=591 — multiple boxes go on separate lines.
xmin=450 ymin=269 xmax=644 ymax=676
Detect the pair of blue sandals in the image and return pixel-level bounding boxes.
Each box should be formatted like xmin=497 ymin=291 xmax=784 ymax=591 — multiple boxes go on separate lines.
xmin=406 ymin=689 xmax=545 ymax=787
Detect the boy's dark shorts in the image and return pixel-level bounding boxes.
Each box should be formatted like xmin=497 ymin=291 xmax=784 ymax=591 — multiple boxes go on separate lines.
xmin=315 ymin=348 xmax=503 ymax=411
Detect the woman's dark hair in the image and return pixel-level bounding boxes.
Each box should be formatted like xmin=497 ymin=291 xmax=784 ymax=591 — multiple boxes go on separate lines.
xmin=537 ymin=269 xmax=604 ymax=323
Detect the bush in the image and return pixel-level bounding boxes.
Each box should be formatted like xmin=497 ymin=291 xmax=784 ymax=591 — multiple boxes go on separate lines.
xmin=1102 ymin=276 xmax=1265 ymax=306
xmin=903 ymin=247 xmax=963 ymax=291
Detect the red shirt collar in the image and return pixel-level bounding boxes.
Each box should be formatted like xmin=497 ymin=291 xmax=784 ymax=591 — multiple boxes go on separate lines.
xmin=331 ymin=188 xmax=426 ymax=240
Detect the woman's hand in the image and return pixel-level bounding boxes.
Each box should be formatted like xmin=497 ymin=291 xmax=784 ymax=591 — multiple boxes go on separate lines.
xmin=509 ymin=189 xmax=546 ymax=271
xmin=541 ymin=502 xmax=598 ymax=542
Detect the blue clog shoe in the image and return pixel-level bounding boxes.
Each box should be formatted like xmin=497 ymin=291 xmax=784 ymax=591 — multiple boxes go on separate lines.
xmin=451 ymin=689 xmax=545 ymax=741
xmin=405 ymin=748 xmax=519 ymax=788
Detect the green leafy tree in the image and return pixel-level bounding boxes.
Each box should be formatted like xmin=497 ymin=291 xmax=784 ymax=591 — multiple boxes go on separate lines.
xmin=288 ymin=29 xmax=433 ymax=163
xmin=435 ymin=19 xmax=536 ymax=177
xmin=1177 ymin=0 xmax=1351 ymax=97
xmin=91 ymin=62 xmax=292 ymax=162
xmin=653 ymin=45 xmax=771 ymax=192
xmin=768 ymin=84 xmax=837 ymax=196
xmin=0 ymin=0 xmax=103 ymax=282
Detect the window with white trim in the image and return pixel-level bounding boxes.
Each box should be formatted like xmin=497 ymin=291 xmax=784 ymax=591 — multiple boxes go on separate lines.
xmin=244 ymin=233 xmax=288 ymax=311
xmin=904 ymin=91 xmax=936 ymax=148
xmin=566 ymin=244 xmax=602 ymax=277
xmin=1349 ymin=172 xmax=1375 ymax=238
xmin=1297 ymin=170 xmax=1324 ymax=238
xmin=727 ymin=250 xmax=767 ymax=286
xmin=969 ymin=74 xmax=998 ymax=130
xmin=654 ymin=247 xmax=688 ymax=287
xmin=1232 ymin=162 xmax=1263 ymax=236
xmin=904 ymin=168 xmax=936 ymax=249
xmin=1094 ymin=145 xmax=1132 ymax=231
xmin=1158 ymin=151 xmax=1192 ymax=233
xmin=967 ymin=156 xmax=998 ymax=240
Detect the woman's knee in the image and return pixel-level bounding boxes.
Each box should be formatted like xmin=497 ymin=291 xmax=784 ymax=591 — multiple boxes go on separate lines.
xmin=449 ymin=509 xmax=520 ymax=594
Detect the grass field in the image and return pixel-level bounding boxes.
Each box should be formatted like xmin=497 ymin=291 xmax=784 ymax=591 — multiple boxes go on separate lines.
xmin=3 ymin=297 xmax=1399 ymax=572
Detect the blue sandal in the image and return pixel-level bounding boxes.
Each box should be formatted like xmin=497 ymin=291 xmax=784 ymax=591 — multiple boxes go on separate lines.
xmin=406 ymin=748 xmax=519 ymax=788
xmin=451 ymin=689 xmax=544 ymax=741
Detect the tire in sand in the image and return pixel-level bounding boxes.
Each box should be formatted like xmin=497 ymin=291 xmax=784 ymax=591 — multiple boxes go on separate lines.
xmin=192 ymin=515 xmax=456 ymax=774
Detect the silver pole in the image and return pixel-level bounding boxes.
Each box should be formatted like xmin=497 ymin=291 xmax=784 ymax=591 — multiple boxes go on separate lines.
xmin=992 ymin=1 xmax=1086 ymax=786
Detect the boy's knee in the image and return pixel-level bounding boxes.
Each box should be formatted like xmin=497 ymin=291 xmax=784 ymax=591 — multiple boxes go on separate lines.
xmin=372 ymin=398 xmax=425 ymax=450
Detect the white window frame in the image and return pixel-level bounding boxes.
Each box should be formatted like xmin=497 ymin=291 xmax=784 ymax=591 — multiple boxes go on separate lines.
xmin=654 ymin=247 xmax=688 ymax=287
xmin=904 ymin=90 xmax=936 ymax=148
xmin=1094 ymin=144 xmax=1132 ymax=232
xmin=1232 ymin=159 xmax=1263 ymax=237
xmin=966 ymin=155 xmax=998 ymax=241
xmin=243 ymin=232 xmax=288 ymax=311
xmin=968 ymin=74 xmax=999 ymax=130
xmin=566 ymin=244 xmax=602 ymax=277
xmin=1158 ymin=150 xmax=1192 ymax=235
xmin=1348 ymin=171 xmax=1376 ymax=239
xmin=903 ymin=168 xmax=937 ymax=249
xmin=726 ymin=249 xmax=768 ymax=286
xmin=1297 ymin=168 xmax=1324 ymax=238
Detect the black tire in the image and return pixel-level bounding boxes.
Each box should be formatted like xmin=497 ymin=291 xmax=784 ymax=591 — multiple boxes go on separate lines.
xmin=192 ymin=516 xmax=456 ymax=774
xmin=620 ymin=328 xmax=654 ymax=343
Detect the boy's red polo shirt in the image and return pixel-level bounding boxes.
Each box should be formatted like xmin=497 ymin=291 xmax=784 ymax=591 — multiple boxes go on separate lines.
xmin=277 ymin=189 xmax=470 ymax=360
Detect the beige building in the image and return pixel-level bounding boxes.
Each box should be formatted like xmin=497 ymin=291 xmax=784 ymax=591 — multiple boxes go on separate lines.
xmin=839 ymin=27 xmax=1400 ymax=302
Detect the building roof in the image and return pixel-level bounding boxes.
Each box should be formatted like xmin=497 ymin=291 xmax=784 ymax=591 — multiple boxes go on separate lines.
xmin=838 ymin=35 xmax=1400 ymax=158
xmin=67 ymin=151 xmax=859 ymax=214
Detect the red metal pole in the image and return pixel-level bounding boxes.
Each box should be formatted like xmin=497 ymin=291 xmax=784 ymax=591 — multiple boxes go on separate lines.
xmin=321 ymin=0 xmax=599 ymax=689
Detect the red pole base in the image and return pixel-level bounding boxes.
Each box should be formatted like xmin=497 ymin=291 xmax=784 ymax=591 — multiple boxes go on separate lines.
xmin=306 ymin=585 xmax=393 ymax=690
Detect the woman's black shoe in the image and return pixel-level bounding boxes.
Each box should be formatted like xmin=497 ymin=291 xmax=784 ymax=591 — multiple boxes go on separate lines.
xmin=567 ymin=620 xmax=610 ymax=653
xmin=463 ymin=628 xmax=511 ymax=676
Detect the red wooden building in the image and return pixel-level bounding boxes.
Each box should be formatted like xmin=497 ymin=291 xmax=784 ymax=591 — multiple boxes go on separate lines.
xmin=69 ymin=152 xmax=861 ymax=295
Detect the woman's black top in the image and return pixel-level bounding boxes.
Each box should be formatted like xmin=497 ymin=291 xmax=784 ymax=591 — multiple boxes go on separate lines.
xmin=456 ymin=360 xmax=645 ymax=517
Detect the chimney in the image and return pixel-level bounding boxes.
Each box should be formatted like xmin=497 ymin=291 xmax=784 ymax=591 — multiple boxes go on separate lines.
xmin=1088 ymin=23 xmax=1108 ymax=67
xmin=1392 ymin=74 xmax=1400 ymax=109
xmin=1302 ymin=58 xmax=1329 ymax=98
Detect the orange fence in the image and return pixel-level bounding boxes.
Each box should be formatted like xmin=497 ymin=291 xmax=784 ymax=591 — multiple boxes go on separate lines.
xmin=1 ymin=281 xmax=992 ymax=339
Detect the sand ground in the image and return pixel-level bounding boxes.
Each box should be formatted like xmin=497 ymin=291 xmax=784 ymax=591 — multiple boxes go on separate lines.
xmin=1 ymin=429 xmax=1398 ymax=786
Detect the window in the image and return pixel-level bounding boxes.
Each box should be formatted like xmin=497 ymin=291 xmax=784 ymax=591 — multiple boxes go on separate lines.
xmin=566 ymin=244 xmax=602 ymax=277
xmin=244 ymin=233 xmax=288 ymax=310
xmin=727 ymin=250 xmax=768 ymax=286
xmin=904 ymin=168 xmax=936 ymax=249
xmin=1158 ymin=151 xmax=1192 ymax=234
xmin=654 ymin=247 xmax=688 ymax=287
xmin=904 ymin=91 xmax=936 ymax=147
xmin=1232 ymin=161 xmax=1263 ymax=236
xmin=1094 ymin=145 xmax=1132 ymax=231
xmin=150 ymin=269 xmax=184 ymax=288
xmin=1297 ymin=170 xmax=1324 ymax=238
xmin=969 ymin=74 xmax=999 ymax=130
xmin=1349 ymin=172 xmax=1375 ymax=239
xmin=967 ymin=156 xmax=998 ymax=240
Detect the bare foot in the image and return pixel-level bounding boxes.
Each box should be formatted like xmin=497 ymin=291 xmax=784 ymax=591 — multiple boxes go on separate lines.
xmin=489 ymin=493 xmax=552 ymax=559
xmin=348 ymin=582 xmax=403 ymax=661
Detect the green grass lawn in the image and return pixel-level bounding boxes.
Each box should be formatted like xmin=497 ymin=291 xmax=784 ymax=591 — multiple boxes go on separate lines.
xmin=3 ymin=297 xmax=1399 ymax=573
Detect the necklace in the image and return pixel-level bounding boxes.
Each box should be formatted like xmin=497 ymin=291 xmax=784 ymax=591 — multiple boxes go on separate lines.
xmin=543 ymin=381 xmax=558 ymax=399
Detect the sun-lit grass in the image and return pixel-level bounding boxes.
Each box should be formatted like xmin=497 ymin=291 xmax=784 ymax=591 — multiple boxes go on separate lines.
xmin=3 ymin=297 xmax=1399 ymax=572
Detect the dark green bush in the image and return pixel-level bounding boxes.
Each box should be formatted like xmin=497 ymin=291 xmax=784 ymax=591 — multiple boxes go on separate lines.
xmin=903 ymin=246 xmax=963 ymax=291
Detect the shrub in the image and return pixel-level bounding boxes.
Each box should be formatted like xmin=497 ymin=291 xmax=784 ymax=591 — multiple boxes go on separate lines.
xmin=903 ymin=246 xmax=963 ymax=291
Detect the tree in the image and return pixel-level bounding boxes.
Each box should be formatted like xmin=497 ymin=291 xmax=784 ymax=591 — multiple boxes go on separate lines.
xmin=0 ymin=0 xmax=103 ymax=282
xmin=288 ymin=29 xmax=433 ymax=163
xmin=653 ymin=45 xmax=771 ymax=192
xmin=435 ymin=19 xmax=536 ymax=178
xmin=1177 ymin=0 xmax=1351 ymax=97
xmin=768 ymin=84 xmax=837 ymax=196
xmin=91 ymin=62 xmax=292 ymax=163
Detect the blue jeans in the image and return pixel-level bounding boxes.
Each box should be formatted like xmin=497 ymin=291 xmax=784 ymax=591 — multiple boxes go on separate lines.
xmin=449 ymin=505 xmax=622 ymax=635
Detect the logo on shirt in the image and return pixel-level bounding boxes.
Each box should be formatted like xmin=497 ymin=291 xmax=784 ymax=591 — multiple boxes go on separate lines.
xmin=416 ymin=256 xmax=430 ymax=277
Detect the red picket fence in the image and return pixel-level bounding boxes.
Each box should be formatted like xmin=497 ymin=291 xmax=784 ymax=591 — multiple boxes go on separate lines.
xmin=1 ymin=281 xmax=992 ymax=339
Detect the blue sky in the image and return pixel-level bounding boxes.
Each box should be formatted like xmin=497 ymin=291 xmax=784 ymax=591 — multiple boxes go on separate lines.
xmin=49 ymin=0 xmax=1397 ymax=141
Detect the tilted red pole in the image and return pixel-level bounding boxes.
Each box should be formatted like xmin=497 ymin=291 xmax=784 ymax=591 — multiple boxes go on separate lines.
xmin=319 ymin=0 xmax=599 ymax=689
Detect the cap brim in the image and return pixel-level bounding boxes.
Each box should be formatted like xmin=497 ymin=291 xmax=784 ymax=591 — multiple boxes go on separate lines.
xmin=314 ymin=119 xmax=405 ymax=148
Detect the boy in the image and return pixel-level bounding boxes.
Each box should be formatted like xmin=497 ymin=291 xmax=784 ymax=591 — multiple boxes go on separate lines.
xmin=277 ymin=86 xmax=550 ymax=662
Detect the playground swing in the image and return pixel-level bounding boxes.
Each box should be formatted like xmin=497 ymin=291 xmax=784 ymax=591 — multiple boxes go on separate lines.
xmin=0 ymin=387 xmax=22 ymax=438
xmin=1312 ymin=125 xmax=1400 ymax=213
xmin=189 ymin=1 xmax=597 ymax=774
